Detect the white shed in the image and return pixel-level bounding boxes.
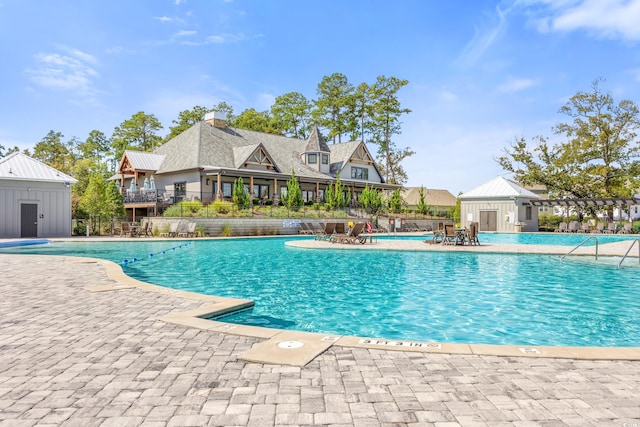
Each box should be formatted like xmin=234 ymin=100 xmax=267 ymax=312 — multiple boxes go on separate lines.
xmin=0 ymin=153 xmax=77 ymax=238
xmin=460 ymin=176 xmax=540 ymax=232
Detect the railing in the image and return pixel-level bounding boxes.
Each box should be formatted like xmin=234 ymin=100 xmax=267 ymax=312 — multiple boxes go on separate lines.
xmin=618 ymin=239 xmax=640 ymax=269
xmin=560 ymin=236 xmax=599 ymax=261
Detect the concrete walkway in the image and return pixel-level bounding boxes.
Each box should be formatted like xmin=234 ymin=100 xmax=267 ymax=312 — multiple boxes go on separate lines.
xmin=1 ymin=253 xmax=639 ymax=426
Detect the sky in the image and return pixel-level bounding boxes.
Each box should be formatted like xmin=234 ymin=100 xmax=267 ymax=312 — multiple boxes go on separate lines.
xmin=1 ymin=0 xmax=640 ymax=195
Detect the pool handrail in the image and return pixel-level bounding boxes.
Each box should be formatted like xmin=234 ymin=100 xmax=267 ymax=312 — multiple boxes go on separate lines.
xmin=618 ymin=239 xmax=640 ymax=270
xmin=560 ymin=236 xmax=599 ymax=261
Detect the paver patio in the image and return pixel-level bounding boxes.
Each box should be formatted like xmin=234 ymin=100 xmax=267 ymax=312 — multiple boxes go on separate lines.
xmin=1 ymin=253 xmax=639 ymax=426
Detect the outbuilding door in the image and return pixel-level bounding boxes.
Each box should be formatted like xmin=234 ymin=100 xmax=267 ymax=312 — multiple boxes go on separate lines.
xmin=21 ymin=203 xmax=38 ymax=237
xmin=479 ymin=210 xmax=497 ymax=232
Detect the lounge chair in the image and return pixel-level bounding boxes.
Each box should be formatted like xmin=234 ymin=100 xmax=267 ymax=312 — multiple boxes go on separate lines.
xmin=314 ymin=222 xmax=335 ymax=240
xmin=618 ymin=222 xmax=633 ymax=234
xmin=568 ymin=221 xmax=580 ymax=233
xmin=580 ymin=222 xmax=591 ymax=233
xmin=160 ymin=222 xmax=179 ymax=237
xmin=298 ymin=222 xmax=314 ymax=235
xmin=330 ymin=222 xmax=366 ymax=244
xmin=178 ymin=221 xmax=197 ymax=238
xmin=592 ymin=223 xmax=604 ymax=233
xmin=605 ymin=222 xmax=617 ymax=234
xmin=555 ymin=222 xmax=567 ymax=232
xmin=334 ymin=222 xmax=346 ymax=235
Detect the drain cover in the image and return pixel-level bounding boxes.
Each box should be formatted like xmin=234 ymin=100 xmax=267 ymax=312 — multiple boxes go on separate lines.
xmin=278 ymin=340 xmax=304 ymax=349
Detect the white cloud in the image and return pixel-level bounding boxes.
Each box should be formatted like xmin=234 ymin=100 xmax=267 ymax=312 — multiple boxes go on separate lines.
xmin=515 ymin=0 xmax=640 ymax=41
xmin=155 ymin=16 xmax=172 ymax=23
xmin=456 ymin=5 xmax=509 ymax=67
xmin=25 ymin=46 xmax=102 ymax=104
xmin=498 ymin=77 xmax=540 ymax=93
xmin=174 ymin=30 xmax=197 ymax=38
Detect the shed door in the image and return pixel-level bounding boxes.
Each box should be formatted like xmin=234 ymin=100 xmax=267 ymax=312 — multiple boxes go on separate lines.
xmin=479 ymin=211 xmax=497 ymax=232
xmin=21 ymin=203 xmax=38 ymax=237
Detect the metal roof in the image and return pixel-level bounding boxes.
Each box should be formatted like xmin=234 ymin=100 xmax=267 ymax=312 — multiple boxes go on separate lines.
xmin=461 ymin=176 xmax=539 ymax=199
xmin=0 ymin=152 xmax=77 ymax=183
xmin=123 ymin=151 xmax=165 ymax=171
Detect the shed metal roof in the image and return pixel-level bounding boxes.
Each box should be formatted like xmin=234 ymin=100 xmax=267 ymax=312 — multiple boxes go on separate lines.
xmin=461 ymin=176 xmax=539 ymax=199
xmin=0 ymin=152 xmax=77 ymax=183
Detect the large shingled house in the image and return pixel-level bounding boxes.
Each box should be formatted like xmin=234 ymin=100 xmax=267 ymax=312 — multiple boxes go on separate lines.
xmin=114 ymin=113 xmax=399 ymax=219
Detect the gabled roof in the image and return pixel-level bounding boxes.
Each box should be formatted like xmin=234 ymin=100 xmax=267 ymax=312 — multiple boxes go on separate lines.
xmin=0 ymin=152 xmax=77 ymax=183
xmin=233 ymin=144 xmax=279 ymax=171
xmin=123 ymin=150 xmax=165 ymax=171
xmin=304 ymin=126 xmax=330 ymax=153
xmin=461 ymin=176 xmax=539 ymax=199
xmin=328 ymin=140 xmax=384 ymax=182
xmin=402 ymin=187 xmax=457 ymax=207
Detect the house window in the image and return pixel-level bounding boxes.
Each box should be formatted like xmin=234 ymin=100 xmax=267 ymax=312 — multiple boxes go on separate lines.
xmin=302 ymin=190 xmax=315 ymax=202
xmin=307 ymin=153 xmax=317 ymax=164
xmin=174 ymin=182 xmax=186 ymax=200
xmin=222 ymin=182 xmax=232 ymax=198
xmin=322 ymin=154 xmax=328 ymax=165
xmin=351 ymin=166 xmax=368 ymax=180
xmin=525 ymin=206 xmax=532 ymax=221
xmin=252 ymin=184 xmax=269 ymax=199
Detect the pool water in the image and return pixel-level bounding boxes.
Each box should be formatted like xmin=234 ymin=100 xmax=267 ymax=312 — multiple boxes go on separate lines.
xmin=2 ymin=236 xmax=639 ymax=347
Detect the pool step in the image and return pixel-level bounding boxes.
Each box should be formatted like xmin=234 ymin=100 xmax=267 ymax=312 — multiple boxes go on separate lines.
xmin=238 ymin=331 xmax=340 ymax=367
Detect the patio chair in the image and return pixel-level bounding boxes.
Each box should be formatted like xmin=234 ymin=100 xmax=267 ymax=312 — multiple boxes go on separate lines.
xmin=555 ymin=222 xmax=567 ymax=232
xmin=120 ymin=222 xmax=133 ymax=237
xmin=137 ymin=221 xmax=151 ymax=237
xmin=592 ymin=223 xmax=604 ymax=233
xmin=568 ymin=221 xmax=580 ymax=233
xmin=466 ymin=222 xmax=480 ymax=246
xmin=442 ymin=224 xmax=458 ymax=245
xmin=334 ymin=222 xmax=346 ymax=235
xmin=580 ymin=222 xmax=591 ymax=233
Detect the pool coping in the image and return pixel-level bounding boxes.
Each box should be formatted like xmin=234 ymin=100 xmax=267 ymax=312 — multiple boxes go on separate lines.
xmin=3 ymin=236 xmax=640 ymax=365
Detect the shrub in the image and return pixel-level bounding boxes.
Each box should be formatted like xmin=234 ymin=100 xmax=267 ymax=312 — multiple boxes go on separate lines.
xmin=220 ymin=224 xmax=232 ymax=237
xmin=211 ymin=200 xmax=234 ymax=214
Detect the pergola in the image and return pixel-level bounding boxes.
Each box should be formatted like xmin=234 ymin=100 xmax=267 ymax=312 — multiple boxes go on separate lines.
xmin=530 ymin=197 xmax=640 ymax=220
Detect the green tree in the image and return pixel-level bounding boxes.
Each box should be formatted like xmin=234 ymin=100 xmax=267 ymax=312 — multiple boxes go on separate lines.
xmin=282 ymin=169 xmax=304 ymax=211
xmin=104 ymin=180 xmax=125 ymax=219
xmin=166 ymin=105 xmax=210 ymax=141
xmin=232 ymin=177 xmax=250 ymax=209
xmin=32 ymin=130 xmax=75 ymax=174
xmin=0 ymin=144 xmax=20 ymax=157
xmin=313 ymin=72 xmax=355 ymax=143
xmin=350 ymin=82 xmax=372 ymax=142
xmin=388 ymin=188 xmax=403 ymax=213
xmin=233 ymin=108 xmax=280 ymax=134
xmin=498 ymin=79 xmax=640 ymax=202
xmin=77 ymin=130 xmax=111 ymax=165
xmin=368 ymin=75 xmax=412 ymax=183
xmin=416 ymin=186 xmax=428 ymax=215
xmin=271 ymin=92 xmax=312 ymax=139
xmin=111 ymin=111 xmax=163 ymax=161
xmin=359 ymin=184 xmax=383 ymax=214
xmin=325 ymin=173 xmax=346 ymax=210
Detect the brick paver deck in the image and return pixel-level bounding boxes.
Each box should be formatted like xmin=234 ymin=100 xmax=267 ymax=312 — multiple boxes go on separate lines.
xmin=1 ymin=253 xmax=639 ymax=426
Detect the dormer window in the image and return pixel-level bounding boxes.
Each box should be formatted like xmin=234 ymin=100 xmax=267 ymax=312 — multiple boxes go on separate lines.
xmin=307 ymin=153 xmax=317 ymax=164
xmin=322 ymin=154 xmax=329 ymax=165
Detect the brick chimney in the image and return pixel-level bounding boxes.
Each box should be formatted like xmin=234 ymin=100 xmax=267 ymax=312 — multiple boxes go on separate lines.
xmin=204 ymin=111 xmax=227 ymax=128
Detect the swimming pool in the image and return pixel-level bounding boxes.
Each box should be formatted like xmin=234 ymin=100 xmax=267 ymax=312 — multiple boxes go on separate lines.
xmin=2 ymin=236 xmax=639 ymax=347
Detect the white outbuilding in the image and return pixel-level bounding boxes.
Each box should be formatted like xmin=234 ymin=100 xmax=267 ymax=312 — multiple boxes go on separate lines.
xmin=0 ymin=152 xmax=77 ymax=238
xmin=460 ymin=176 xmax=540 ymax=232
